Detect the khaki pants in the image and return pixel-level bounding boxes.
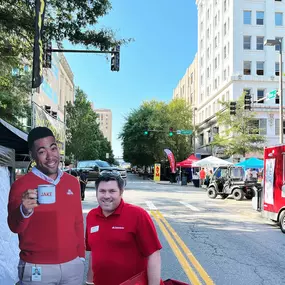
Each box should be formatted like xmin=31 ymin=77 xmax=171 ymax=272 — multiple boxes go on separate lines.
xmin=18 ymin=257 xmax=84 ymax=285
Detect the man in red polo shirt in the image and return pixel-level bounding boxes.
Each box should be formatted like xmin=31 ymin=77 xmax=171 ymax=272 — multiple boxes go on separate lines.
xmin=85 ymin=171 xmax=162 ymax=285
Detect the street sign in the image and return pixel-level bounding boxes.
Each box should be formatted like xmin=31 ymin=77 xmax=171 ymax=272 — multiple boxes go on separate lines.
xmin=177 ymin=130 xmax=193 ymax=135
xmin=267 ymin=90 xmax=277 ymax=100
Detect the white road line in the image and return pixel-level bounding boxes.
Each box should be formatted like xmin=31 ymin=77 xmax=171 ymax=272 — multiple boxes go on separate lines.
xmin=179 ymin=201 xmax=200 ymax=212
xmin=145 ymin=201 xmax=158 ymax=210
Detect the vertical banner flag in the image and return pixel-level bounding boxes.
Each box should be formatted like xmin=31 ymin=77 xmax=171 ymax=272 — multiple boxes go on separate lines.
xmin=154 ymin=164 xmax=161 ymax=182
xmin=32 ymin=0 xmax=46 ymax=88
xmin=164 ymin=149 xmax=176 ymax=174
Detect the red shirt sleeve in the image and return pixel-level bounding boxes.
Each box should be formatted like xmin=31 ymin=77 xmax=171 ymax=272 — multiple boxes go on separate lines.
xmin=7 ymin=179 xmax=32 ymax=234
xmin=74 ymin=178 xmax=85 ymax=258
xmin=135 ymin=209 xmax=162 ymax=257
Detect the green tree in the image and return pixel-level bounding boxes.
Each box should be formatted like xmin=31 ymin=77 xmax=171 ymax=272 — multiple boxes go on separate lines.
xmin=0 ymin=66 xmax=32 ymax=131
xmin=65 ymin=87 xmax=114 ymax=163
xmin=210 ymin=94 xmax=266 ymax=157
xmin=0 ymin=0 xmax=131 ymax=56
xmin=119 ymin=99 xmax=193 ymax=166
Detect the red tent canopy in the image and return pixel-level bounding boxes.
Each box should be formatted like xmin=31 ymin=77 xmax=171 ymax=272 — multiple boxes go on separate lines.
xmin=176 ymin=154 xmax=199 ymax=168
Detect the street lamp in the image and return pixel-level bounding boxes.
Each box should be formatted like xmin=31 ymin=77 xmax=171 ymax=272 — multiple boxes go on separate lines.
xmin=264 ymin=39 xmax=283 ymax=144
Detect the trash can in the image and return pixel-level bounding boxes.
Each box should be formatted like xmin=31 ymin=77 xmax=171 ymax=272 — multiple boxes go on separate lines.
xmin=181 ymin=175 xmax=187 ymax=186
xmin=192 ymin=179 xmax=200 ymax=188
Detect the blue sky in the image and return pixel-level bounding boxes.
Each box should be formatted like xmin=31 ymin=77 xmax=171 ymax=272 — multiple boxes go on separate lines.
xmin=64 ymin=0 xmax=198 ymax=158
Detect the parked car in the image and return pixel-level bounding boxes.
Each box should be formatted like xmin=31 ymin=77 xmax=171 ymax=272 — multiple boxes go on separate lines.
xmin=76 ymin=160 xmax=127 ymax=186
xmin=207 ymin=166 xmax=262 ymax=200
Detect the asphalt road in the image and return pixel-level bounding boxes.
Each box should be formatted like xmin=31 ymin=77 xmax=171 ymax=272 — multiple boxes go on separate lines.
xmin=82 ymin=174 xmax=285 ymax=285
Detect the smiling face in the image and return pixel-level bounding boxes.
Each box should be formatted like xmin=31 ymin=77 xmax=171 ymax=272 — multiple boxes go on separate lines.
xmin=31 ymin=136 xmax=60 ymax=179
xmin=96 ymin=180 xmax=123 ymax=217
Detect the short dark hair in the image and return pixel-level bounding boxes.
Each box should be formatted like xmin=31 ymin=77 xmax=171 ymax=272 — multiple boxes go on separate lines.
xmin=28 ymin=127 xmax=55 ymax=150
xmin=95 ymin=171 xmax=125 ymax=192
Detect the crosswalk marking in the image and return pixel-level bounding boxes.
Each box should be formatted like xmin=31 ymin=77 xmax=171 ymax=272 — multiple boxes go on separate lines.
xmin=179 ymin=201 xmax=200 ymax=212
xmin=145 ymin=201 xmax=158 ymax=210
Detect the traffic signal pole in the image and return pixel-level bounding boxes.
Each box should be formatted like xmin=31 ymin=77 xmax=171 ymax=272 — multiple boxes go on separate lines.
xmin=279 ymin=40 xmax=283 ymax=144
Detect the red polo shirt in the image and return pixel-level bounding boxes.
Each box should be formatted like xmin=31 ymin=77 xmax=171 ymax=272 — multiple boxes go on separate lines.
xmin=86 ymin=199 xmax=162 ymax=285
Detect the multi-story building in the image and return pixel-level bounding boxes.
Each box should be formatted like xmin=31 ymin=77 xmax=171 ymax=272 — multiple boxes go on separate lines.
xmin=94 ymin=109 xmax=112 ymax=144
xmin=33 ymin=52 xmax=74 ymax=121
xmin=173 ymin=54 xmax=198 ymax=108
xmin=194 ymin=0 xmax=285 ymax=158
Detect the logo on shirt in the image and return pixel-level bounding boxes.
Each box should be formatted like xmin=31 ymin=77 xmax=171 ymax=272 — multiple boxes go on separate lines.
xmin=66 ymin=189 xmax=74 ymax=195
xmin=112 ymin=226 xmax=125 ymax=230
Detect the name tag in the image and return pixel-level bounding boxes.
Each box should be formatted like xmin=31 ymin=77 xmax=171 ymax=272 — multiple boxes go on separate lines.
xmin=31 ymin=266 xmax=42 ymax=281
xmin=91 ymin=225 xmax=99 ymax=233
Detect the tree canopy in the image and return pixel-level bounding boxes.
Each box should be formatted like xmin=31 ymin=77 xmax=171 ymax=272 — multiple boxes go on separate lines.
xmin=65 ymin=87 xmax=114 ymax=164
xmin=210 ymin=94 xmax=266 ymax=157
xmin=119 ymin=99 xmax=193 ymax=166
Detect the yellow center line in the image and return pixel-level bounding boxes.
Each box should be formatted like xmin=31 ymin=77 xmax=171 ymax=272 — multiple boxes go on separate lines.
xmin=155 ymin=211 xmax=215 ymax=285
xmin=150 ymin=210 xmax=202 ymax=285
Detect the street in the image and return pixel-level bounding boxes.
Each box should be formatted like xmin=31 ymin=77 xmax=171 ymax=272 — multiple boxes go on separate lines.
xmin=82 ymin=174 xmax=285 ymax=285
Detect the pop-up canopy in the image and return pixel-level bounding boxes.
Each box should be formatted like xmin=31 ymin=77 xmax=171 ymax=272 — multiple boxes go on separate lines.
xmin=192 ymin=156 xmax=233 ymax=167
xmin=235 ymin=157 xmax=264 ymax=169
xmin=176 ymin=154 xmax=199 ymax=168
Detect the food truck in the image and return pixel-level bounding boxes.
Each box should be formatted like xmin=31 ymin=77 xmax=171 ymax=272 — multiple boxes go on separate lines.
xmin=263 ymin=144 xmax=285 ymax=233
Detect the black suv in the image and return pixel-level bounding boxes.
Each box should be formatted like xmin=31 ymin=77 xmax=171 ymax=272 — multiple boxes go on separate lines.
xmin=76 ymin=160 xmax=127 ymax=185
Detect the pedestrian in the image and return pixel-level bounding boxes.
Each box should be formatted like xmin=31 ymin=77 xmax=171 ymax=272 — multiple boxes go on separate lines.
xmin=199 ymin=168 xmax=206 ymax=185
xmin=85 ymin=171 xmax=162 ymax=285
xmin=79 ymin=169 xmax=88 ymax=201
xmin=246 ymin=168 xmax=252 ymax=181
xmin=7 ymin=127 xmax=85 ymax=285
xmin=251 ymin=168 xmax=258 ymax=182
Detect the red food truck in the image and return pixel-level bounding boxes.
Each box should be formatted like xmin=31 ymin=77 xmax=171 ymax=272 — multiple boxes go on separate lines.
xmin=262 ymin=144 xmax=285 ymax=233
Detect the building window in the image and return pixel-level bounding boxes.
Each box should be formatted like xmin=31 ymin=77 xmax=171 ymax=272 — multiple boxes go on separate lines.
xmin=244 ymin=61 xmax=251 ymax=75
xmin=224 ymin=69 xmax=227 ymax=81
xmin=224 ymin=46 xmax=227 ymax=58
xmin=215 ymin=78 xmax=218 ymax=89
xmin=224 ymin=22 xmax=227 ymax=35
xmin=256 ymin=62 xmax=264 ymax=75
xmin=207 ymin=67 xmax=210 ymax=78
xmin=244 ymin=11 xmax=251 ymax=24
xmin=256 ymin=11 xmax=264 ymax=25
xmin=275 ymin=37 xmax=282 ymax=51
xmin=243 ymin=36 xmax=251 ymax=49
xmin=191 ymin=73 xmax=193 ymax=84
xmin=200 ymin=39 xmax=203 ymax=49
xmin=224 ymin=0 xmax=227 ymax=12
xmin=256 ymin=37 xmax=264 ymax=50
xmin=200 ymin=21 xmax=203 ymax=32
xmin=276 ymin=62 xmax=280 ymax=76
xmin=207 ymin=47 xmax=210 ymax=58
xmin=215 ymin=57 xmax=218 ymax=69
xmin=275 ymin=12 xmax=283 ymax=26
xmin=215 ymin=15 xmax=217 ymax=27
xmin=215 ymin=36 xmax=218 ymax=48
xmin=257 ymin=89 xmax=265 ymax=103
xmin=207 ymin=28 xmax=210 ymax=38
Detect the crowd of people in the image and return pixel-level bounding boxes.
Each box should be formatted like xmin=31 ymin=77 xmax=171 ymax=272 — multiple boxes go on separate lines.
xmin=8 ymin=127 xmax=163 ymax=285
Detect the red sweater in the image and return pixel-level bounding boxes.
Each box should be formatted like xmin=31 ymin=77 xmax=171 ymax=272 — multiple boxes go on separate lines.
xmin=8 ymin=172 xmax=85 ymax=264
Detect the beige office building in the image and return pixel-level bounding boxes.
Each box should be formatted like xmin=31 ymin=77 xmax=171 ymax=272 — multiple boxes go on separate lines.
xmin=33 ymin=52 xmax=74 ymax=121
xmin=173 ymin=54 xmax=198 ymax=108
xmin=94 ymin=109 xmax=112 ymax=144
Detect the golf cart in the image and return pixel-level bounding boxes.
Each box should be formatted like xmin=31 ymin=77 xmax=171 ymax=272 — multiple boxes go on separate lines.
xmin=207 ymin=166 xmax=261 ymax=201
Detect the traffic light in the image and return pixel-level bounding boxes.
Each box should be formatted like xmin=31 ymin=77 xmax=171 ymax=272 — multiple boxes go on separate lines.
xmin=43 ymin=40 xmax=52 ymax=68
xmin=169 ymin=127 xmax=174 ymax=137
xmin=229 ymin=101 xmax=237 ymax=115
xmin=244 ymin=93 xmax=252 ymax=110
xmin=143 ymin=130 xmax=149 ymax=136
xmin=111 ymin=45 xmax=120 ymax=71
